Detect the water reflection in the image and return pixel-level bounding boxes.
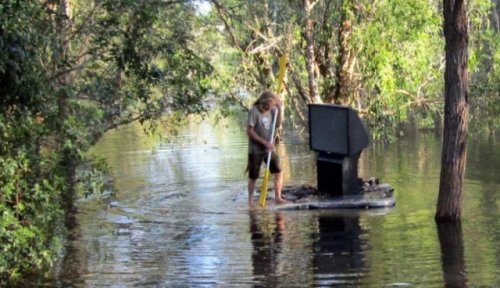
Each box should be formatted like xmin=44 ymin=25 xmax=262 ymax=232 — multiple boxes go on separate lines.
xmin=249 ymin=211 xmax=286 ymax=286
xmin=437 ymin=221 xmax=468 ymax=288
xmin=248 ymin=210 xmax=368 ymax=287
xmin=313 ymin=213 xmax=366 ymax=286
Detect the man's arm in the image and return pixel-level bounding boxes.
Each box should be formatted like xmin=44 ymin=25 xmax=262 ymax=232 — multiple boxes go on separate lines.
xmin=246 ymin=126 xmax=275 ymax=151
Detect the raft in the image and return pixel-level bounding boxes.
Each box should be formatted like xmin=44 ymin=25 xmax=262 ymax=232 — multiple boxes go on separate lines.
xmin=273 ymin=182 xmax=395 ymax=211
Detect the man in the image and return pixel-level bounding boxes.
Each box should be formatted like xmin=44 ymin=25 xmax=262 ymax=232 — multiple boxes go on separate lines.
xmin=246 ymin=90 xmax=288 ymax=207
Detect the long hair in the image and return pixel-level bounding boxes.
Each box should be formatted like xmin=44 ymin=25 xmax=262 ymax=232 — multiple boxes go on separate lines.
xmin=253 ymin=90 xmax=278 ymax=107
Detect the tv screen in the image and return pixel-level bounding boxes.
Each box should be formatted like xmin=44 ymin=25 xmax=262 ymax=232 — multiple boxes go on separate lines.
xmin=308 ymin=104 xmax=368 ymax=156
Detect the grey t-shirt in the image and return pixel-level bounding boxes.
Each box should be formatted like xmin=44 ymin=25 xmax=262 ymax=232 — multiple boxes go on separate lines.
xmin=247 ymin=105 xmax=277 ymax=154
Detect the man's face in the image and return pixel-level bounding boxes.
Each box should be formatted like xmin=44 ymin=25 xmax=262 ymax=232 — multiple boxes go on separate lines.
xmin=262 ymin=100 xmax=274 ymax=112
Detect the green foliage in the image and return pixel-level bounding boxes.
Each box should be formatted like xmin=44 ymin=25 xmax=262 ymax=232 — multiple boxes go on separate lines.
xmin=198 ymin=0 xmax=294 ymax=110
xmin=0 ymin=1 xmax=64 ymax=275
xmin=76 ymin=157 xmax=111 ymax=199
xmin=468 ymin=0 xmax=500 ymax=135
xmin=0 ymin=153 xmax=65 ymax=284
xmin=1 ymin=0 xmax=213 ymax=284
xmin=350 ymin=0 xmax=443 ymax=140
xmin=206 ymin=0 xmax=498 ymax=141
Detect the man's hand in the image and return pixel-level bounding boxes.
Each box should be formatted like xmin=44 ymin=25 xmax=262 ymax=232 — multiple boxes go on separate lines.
xmin=264 ymin=141 xmax=275 ymax=151
xmin=247 ymin=126 xmax=275 ymax=151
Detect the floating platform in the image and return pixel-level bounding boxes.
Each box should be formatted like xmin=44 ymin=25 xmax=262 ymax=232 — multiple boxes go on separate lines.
xmin=272 ymin=182 xmax=395 ymax=211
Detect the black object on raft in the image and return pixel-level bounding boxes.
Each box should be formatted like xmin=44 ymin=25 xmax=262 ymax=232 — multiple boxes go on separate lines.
xmin=275 ymin=104 xmax=396 ymax=210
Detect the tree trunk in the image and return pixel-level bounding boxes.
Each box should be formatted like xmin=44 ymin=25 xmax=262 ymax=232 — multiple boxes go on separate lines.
xmin=436 ymin=0 xmax=469 ymax=222
xmin=56 ymin=0 xmax=77 ymax=213
xmin=492 ymin=0 xmax=499 ymax=32
xmin=315 ymin=0 xmax=336 ymax=103
xmin=303 ymin=0 xmax=321 ymax=104
xmin=333 ymin=14 xmax=352 ymax=105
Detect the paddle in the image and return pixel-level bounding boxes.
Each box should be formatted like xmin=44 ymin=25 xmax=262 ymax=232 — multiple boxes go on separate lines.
xmin=259 ymin=54 xmax=287 ymax=207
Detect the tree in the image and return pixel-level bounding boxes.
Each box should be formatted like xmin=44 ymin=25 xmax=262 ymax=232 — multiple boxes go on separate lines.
xmin=208 ymin=0 xmax=289 ymax=103
xmin=468 ymin=0 xmax=500 ymax=135
xmin=435 ymin=0 xmax=469 ymax=222
xmin=303 ymin=0 xmax=321 ymax=103
xmin=205 ymin=0 xmax=447 ymax=140
xmin=0 ymin=0 xmax=212 ymax=283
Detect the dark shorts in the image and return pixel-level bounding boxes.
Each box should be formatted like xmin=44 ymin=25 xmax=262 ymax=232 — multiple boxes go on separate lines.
xmin=248 ymin=152 xmax=281 ymax=179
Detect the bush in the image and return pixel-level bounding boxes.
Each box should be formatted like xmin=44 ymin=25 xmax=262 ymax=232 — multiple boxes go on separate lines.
xmin=0 ymin=153 xmax=65 ymax=284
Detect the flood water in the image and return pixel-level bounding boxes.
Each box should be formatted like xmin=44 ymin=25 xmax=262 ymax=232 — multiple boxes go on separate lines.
xmin=52 ymin=114 xmax=499 ymax=287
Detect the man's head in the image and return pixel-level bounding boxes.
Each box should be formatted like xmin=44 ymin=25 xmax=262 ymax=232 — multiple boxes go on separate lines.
xmin=256 ymin=91 xmax=279 ymax=112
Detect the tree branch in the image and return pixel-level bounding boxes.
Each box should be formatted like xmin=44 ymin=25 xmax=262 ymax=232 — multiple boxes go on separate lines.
xmin=211 ymin=0 xmax=241 ymax=49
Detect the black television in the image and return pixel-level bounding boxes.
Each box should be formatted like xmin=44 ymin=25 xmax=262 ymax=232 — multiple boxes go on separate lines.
xmin=308 ymin=104 xmax=369 ymax=156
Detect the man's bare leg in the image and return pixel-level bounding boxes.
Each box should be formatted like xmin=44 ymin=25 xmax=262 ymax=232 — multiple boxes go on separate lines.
xmin=248 ymin=178 xmax=257 ymax=207
xmin=274 ymin=172 xmax=288 ymax=204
